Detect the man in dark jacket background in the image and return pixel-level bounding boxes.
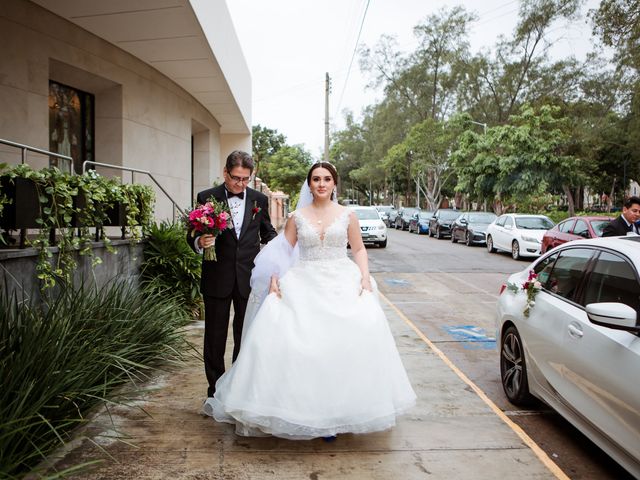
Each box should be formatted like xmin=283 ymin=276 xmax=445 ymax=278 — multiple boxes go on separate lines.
xmin=187 ymin=150 xmax=277 ymax=399
xmin=602 ymin=196 xmax=640 ymax=237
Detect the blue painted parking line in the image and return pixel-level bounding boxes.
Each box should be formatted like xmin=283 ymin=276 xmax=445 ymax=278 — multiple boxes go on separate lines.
xmin=384 ymin=278 xmax=410 ymax=286
xmin=441 ymin=325 xmax=496 ymax=350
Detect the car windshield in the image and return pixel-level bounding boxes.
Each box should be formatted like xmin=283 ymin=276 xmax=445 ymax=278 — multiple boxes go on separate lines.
xmin=353 ymin=209 xmax=380 ymax=220
xmin=515 ymin=217 xmax=554 ymax=230
xmin=419 ymin=212 xmax=433 ymax=220
xmin=439 ymin=210 xmax=460 ymax=220
xmin=591 ymin=220 xmax=611 ymax=237
xmin=468 ymin=213 xmax=496 ymax=223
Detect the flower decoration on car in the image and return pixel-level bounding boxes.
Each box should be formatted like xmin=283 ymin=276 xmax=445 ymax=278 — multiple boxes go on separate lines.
xmin=507 ymin=270 xmax=542 ymax=317
xmin=251 ymin=201 xmax=261 ymax=220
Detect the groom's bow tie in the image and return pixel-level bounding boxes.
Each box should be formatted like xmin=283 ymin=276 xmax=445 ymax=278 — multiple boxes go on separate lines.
xmin=226 ymin=190 xmax=244 ymax=200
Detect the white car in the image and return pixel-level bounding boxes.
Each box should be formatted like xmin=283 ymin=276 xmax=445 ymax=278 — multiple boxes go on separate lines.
xmin=486 ymin=214 xmax=555 ymax=260
xmin=350 ymin=206 xmax=387 ymax=248
xmin=496 ymin=237 xmax=640 ymax=477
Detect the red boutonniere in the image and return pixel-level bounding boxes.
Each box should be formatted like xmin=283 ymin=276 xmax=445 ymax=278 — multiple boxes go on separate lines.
xmin=252 ymin=201 xmax=262 ymax=220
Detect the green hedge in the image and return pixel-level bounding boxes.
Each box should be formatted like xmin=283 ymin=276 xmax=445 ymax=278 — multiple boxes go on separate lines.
xmin=0 ymin=282 xmax=192 ymax=478
xmin=141 ymin=221 xmax=203 ymax=318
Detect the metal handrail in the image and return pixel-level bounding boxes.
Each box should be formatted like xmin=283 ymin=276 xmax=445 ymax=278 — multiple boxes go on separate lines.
xmin=82 ymin=160 xmax=185 ymax=220
xmin=0 ymin=138 xmax=73 ymax=174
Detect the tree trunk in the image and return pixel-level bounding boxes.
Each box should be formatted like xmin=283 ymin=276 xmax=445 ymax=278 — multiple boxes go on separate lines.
xmin=562 ymin=185 xmax=576 ymax=217
xmin=573 ymin=186 xmax=584 ymax=211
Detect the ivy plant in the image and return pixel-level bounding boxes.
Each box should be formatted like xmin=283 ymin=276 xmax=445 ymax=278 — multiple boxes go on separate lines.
xmin=0 ymin=164 xmax=156 ymax=290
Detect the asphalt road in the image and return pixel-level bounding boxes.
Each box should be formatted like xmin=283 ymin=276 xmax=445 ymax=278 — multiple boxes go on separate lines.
xmin=366 ymin=227 xmax=634 ymax=480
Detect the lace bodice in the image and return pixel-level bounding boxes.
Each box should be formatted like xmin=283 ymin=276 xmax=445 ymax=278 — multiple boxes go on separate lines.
xmin=293 ymin=209 xmax=351 ymax=261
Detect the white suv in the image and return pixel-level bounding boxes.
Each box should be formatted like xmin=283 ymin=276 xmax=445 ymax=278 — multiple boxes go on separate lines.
xmin=351 ymin=206 xmax=387 ymax=248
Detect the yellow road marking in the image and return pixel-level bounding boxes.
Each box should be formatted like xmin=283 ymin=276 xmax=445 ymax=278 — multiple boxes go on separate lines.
xmin=380 ymin=292 xmax=570 ymax=480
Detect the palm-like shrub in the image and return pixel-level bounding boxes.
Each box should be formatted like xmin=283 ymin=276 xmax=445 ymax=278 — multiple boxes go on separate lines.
xmin=141 ymin=221 xmax=202 ymax=318
xmin=0 ymin=282 xmax=192 ymax=478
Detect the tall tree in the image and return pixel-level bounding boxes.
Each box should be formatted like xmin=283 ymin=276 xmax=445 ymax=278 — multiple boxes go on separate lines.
xmin=252 ymin=125 xmax=286 ymax=183
xmin=262 ymin=145 xmax=313 ymax=206
xmin=591 ymin=0 xmax=640 ymax=72
xmin=452 ymin=105 xmax=582 ymax=214
xmin=457 ymin=0 xmax=583 ymax=124
xmin=360 ymin=6 xmax=476 ymax=123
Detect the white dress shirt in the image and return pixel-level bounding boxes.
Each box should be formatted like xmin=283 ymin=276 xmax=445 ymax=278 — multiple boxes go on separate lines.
xmin=194 ymin=188 xmax=247 ymax=254
xmin=226 ymin=191 xmax=246 ymax=238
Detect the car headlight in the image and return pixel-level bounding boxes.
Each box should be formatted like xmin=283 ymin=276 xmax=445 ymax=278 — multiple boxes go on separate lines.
xmin=521 ymin=235 xmax=540 ymax=243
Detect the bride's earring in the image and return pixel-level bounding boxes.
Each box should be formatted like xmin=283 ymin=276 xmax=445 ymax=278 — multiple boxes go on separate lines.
xmin=332 ymin=188 xmax=337 ymax=200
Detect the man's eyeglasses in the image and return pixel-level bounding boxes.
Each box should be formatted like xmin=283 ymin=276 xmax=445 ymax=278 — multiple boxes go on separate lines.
xmin=228 ymin=174 xmax=252 ymax=184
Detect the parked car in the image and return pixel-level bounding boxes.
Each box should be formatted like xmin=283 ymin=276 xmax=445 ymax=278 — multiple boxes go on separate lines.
xmin=486 ymin=214 xmax=554 ymax=260
xmin=375 ymin=205 xmax=396 ymax=227
xmin=496 ymin=237 xmax=640 ymax=478
xmin=351 ymin=206 xmax=387 ymax=248
xmin=395 ymin=207 xmax=419 ymax=230
xmin=541 ymin=216 xmax=614 ymax=253
xmin=387 ymin=207 xmax=400 ymax=227
xmin=408 ymin=211 xmax=434 ymax=234
xmin=450 ymin=211 xmax=497 ymax=246
xmin=428 ymin=209 xmax=460 ymax=239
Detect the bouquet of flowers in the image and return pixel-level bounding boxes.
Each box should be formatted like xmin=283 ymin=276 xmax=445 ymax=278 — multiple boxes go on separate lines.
xmin=186 ymin=197 xmax=232 ymax=261
xmin=507 ymin=270 xmax=542 ymax=317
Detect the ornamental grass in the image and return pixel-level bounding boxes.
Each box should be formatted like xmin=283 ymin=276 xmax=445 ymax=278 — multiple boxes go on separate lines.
xmin=0 ymin=281 xmax=193 ymax=478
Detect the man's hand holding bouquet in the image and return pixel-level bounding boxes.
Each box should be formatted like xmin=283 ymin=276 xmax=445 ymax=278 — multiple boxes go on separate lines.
xmin=186 ymin=197 xmax=233 ymax=261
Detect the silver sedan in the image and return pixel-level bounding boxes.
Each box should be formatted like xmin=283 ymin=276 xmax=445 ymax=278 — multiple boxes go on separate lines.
xmin=496 ymin=236 xmax=640 ymax=478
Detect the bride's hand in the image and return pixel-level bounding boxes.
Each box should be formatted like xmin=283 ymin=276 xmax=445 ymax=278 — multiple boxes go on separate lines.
xmin=269 ymin=275 xmax=282 ymax=298
xmin=360 ymin=276 xmax=372 ymax=294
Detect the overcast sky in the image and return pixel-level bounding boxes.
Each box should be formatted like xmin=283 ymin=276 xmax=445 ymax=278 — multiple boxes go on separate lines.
xmin=226 ymin=0 xmax=601 ymax=159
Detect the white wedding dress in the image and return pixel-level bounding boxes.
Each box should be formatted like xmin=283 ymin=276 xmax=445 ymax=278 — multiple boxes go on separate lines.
xmin=204 ymin=208 xmax=416 ymax=439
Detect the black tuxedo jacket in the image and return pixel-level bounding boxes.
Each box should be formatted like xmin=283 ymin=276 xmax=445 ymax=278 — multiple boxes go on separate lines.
xmin=602 ymin=215 xmax=634 ymax=237
xmin=187 ymin=184 xmax=277 ymax=298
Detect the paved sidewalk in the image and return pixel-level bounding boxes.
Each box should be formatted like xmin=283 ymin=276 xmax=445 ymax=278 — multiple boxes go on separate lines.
xmin=50 ymin=286 xmax=562 ymax=479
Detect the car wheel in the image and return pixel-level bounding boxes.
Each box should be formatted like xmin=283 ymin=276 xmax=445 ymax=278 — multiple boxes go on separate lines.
xmin=500 ymin=325 xmax=534 ymax=406
xmin=451 ymin=231 xmax=458 ymax=243
xmin=512 ymin=240 xmax=520 ymax=260
xmin=379 ymin=239 xmax=387 ymax=248
xmin=465 ymin=232 xmax=472 ymax=246
xmin=487 ymin=235 xmax=496 ymax=253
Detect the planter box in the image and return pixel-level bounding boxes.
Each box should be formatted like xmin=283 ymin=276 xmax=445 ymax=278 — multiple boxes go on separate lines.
xmin=105 ymin=202 xmax=128 ymax=227
xmin=0 ymin=176 xmax=42 ymax=230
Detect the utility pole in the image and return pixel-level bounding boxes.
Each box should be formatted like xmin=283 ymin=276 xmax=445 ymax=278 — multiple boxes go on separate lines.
xmin=324 ymin=72 xmax=330 ymax=162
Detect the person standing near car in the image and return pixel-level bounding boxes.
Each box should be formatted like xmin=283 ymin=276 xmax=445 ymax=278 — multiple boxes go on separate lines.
xmin=602 ymin=196 xmax=640 ymax=236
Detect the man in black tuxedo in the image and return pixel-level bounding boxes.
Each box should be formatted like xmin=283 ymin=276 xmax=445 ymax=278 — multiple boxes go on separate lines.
xmin=187 ymin=151 xmax=277 ymax=398
xmin=602 ymin=196 xmax=640 ymax=237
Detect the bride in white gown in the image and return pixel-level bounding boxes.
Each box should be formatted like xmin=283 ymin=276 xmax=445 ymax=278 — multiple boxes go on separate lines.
xmin=203 ymin=162 xmax=416 ymax=439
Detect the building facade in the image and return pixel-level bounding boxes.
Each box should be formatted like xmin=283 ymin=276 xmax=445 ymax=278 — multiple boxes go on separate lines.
xmin=0 ymin=0 xmax=252 ymax=219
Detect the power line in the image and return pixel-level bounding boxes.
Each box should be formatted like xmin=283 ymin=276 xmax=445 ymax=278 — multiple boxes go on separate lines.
xmin=334 ymin=0 xmax=371 ymax=118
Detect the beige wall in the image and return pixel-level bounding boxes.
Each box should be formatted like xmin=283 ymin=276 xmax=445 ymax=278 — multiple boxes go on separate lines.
xmin=0 ymin=0 xmax=250 ymax=220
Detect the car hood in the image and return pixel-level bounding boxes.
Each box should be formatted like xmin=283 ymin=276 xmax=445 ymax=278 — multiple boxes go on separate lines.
xmin=468 ymin=223 xmax=491 ymax=232
xmin=516 ymin=229 xmax=547 ymax=240
xmin=360 ymin=219 xmax=384 ymax=227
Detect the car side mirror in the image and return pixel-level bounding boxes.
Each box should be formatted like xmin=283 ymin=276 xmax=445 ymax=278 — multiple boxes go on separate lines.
xmin=505 ymin=224 xmax=513 ymax=230
xmin=460 ymin=219 xmax=468 ymax=224
xmin=586 ymin=302 xmax=639 ymax=332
